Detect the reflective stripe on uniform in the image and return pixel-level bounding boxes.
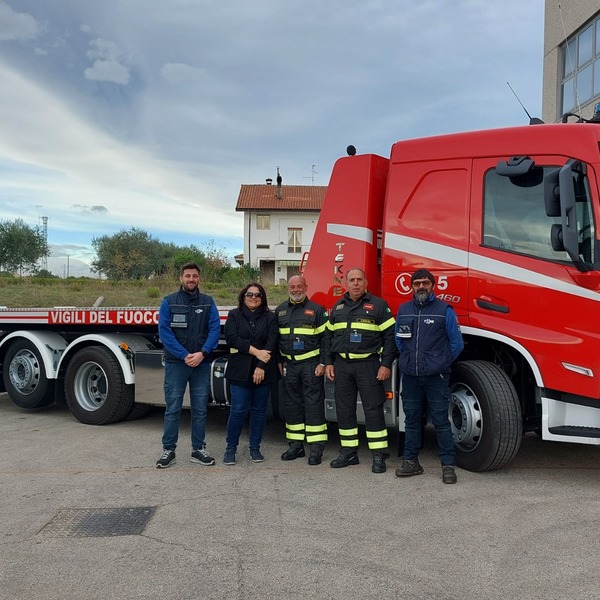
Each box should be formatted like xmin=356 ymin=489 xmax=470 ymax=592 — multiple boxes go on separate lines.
xmin=366 ymin=429 xmax=389 ymax=451
xmin=285 ymin=422 xmax=305 ymax=441
xmin=379 ymin=316 xmax=396 ymax=331
xmin=282 ymin=348 xmax=320 ymax=361
xmin=305 ymin=423 xmax=328 ymax=444
xmin=339 ymin=426 xmax=359 ymax=448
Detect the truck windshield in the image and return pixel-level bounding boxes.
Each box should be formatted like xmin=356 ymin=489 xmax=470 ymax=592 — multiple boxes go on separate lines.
xmin=483 ymin=165 xmax=596 ymax=266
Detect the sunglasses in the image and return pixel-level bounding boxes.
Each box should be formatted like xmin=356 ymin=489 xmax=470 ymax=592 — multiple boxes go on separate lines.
xmin=244 ymin=292 xmax=262 ymax=298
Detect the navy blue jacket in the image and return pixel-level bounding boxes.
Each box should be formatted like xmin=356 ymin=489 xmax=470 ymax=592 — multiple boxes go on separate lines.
xmin=395 ymin=294 xmax=463 ymax=376
xmin=159 ymin=287 xmax=220 ymax=363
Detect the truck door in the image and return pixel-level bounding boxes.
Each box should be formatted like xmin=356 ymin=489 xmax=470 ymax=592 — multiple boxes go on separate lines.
xmin=469 ymin=155 xmax=600 ymax=400
xmin=381 ymin=158 xmax=471 ymax=317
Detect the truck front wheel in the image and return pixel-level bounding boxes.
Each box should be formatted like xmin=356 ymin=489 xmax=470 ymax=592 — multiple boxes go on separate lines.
xmin=2 ymin=339 xmax=55 ymax=409
xmin=449 ymin=360 xmax=522 ymax=472
xmin=65 ymin=346 xmax=134 ymax=425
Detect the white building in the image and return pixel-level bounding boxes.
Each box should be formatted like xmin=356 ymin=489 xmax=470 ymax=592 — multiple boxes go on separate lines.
xmin=235 ymin=181 xmax=326 ymax=284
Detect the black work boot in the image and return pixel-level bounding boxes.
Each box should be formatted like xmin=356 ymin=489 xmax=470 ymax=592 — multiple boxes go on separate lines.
xmin=442 ymin=465 xmax=457 ymax=484
xmin=329 ymin=450 xmax=359 ymax=468
xmin=371 ymin=452 xmax=389 ymax=474
xmin=281 ymin=442 xmax=305 ymax=461
xmin=395 ymin=458 xmax=424 ymax=477
xmin=308 ymin=444 xmax=324 ymax=466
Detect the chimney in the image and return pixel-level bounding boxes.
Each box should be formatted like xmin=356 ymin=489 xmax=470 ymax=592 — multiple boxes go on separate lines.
xmin=266 ymin=178 xmax=273 ymax=185
xmin=276 ymin=167 xmax=282 ymax=200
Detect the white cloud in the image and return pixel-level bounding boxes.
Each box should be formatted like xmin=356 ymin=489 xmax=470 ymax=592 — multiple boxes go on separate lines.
xmin=0 ymin=0 xmax=545 ymax=265
xmin=0 ymin=2 xmax=39 ymax=41
xmin=84 ymin=38 xmax=130 ymax=84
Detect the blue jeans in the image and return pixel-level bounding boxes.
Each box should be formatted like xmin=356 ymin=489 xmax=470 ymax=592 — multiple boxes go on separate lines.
xmin=401 ymin=373 xmax=455 ymax=466
xmin=226 ymin=382 xmax=271 ymax=451
xmin=162 ymin=361 xmax=210 ymax=451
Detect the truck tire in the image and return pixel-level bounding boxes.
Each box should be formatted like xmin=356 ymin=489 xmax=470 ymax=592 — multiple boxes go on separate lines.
xmin=65 ymin=346 xmax=134 ymax=425
xmin=123 ymin=403 xmax=153 ymax=421
xmin=2 ymin=339 xmax=55 ymax=409
xmin=449 ymin=360 xmax=522 ymax=472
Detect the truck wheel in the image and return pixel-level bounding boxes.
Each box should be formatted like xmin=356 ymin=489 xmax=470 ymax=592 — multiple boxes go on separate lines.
xmin=65 ymin=346 xmax=134 ymax=425
xmin=2 ymin=339 xmax=55 ymax=409
xmin=449 ymin=360 xmax=522 ymax=472
xmin=123 ymin=403 xmax=153 ymax=421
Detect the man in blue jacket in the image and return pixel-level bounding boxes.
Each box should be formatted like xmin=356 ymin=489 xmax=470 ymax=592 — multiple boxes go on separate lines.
xmin=156 ymin=262 xmax=221 ymax=468
xmin=395 ymin=269 xmax=464 ymax=484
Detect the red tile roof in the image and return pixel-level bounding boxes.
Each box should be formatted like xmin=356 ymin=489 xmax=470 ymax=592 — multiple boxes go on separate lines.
xmin=235 ymin=184 xmax=327 ymax=211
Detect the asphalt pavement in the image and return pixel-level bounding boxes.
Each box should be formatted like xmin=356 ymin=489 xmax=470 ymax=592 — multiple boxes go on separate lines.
xmin=1 ymin=393 xmax=599 ymax=600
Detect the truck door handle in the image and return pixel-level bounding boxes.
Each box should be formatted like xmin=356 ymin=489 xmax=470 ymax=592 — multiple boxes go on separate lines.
xmin=475 ymin=298 xmax=509 ymax=313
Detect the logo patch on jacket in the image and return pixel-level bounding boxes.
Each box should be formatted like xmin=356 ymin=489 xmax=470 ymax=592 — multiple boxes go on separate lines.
xmin=336 ymin=304 xmax=344 ymax=310
xmin=424 ymin=318 xmax=435 ymax=324
xmin=364 ymin=303 xmax=374 ymax=311
xmin=355 ymin=317 xmax=375 ymax=324
xmin=278 ymin=310 xmax=287 ymax=317
xmin=304 ymin=309 xmax=315 ymax=316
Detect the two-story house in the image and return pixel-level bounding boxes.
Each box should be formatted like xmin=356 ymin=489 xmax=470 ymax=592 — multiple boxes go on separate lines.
xmin=235 ymin=179 xmax=327 ymax=284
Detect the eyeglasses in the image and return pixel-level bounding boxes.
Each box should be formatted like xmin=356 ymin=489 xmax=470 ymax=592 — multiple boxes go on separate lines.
xmin=412 ymin=280 xmax=432 ymax=288
xmin=244 ymin=292 xmax=262 ymax=298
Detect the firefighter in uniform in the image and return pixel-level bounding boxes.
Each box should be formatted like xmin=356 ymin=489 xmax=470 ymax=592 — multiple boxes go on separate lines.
xmin=323 ymin=268 xmax=397 ymax=474
xmin=276 ymin=275 xmax=329 ymax=465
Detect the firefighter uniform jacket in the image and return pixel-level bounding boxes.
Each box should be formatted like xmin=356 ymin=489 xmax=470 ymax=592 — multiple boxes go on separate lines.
xmin=275 ymin=297 xmax=328 ymax=363
xmin=323 ymin=291 xmax=397 ymax=367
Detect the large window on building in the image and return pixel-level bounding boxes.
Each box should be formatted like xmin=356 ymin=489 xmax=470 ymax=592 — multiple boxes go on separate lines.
xmin=287 ymin=228 xmax=302 ymax=253
xmin=561 ymin=15 xmax=600 ymax=116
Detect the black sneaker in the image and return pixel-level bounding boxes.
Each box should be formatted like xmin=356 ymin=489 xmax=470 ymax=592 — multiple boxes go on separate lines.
xmin=372 ymin=452 xmax=389 ymax=474
xmin=249 ymin=448 xmax=264 ymax=463
xmin=190 ymin=448 xmax=215 ymax=466
xmin=156 ymin=449 xmax=176 ymax=468
xmin=442 ymin=465 xmax=457 ymax=484
xmin=330 ymin=451 xmax=359 ymax=468
xmin=281 ymin=443 xmax=305 ymax=461
xmin=308 ymin=445 xmax=324 ymax=466
xmin=395 ymin=459 xmax=424 ymax=477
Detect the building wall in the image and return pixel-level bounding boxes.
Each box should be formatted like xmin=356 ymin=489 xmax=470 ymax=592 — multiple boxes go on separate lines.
xmin=242 ymin=210 xmax=320 ymax=284
xmin=543 ymin=1 xmax=600 ymax=122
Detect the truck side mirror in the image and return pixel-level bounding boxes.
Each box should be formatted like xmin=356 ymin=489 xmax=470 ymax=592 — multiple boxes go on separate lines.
xmin=550 ymin=224 xmax=564 ymax=251
xmin=544 ymin=168 xmax=561 ymax=217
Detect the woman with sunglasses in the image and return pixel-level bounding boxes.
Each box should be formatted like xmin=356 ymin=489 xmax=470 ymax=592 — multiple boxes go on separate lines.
xmin=223 ymin=282 xmax=279 ymax=465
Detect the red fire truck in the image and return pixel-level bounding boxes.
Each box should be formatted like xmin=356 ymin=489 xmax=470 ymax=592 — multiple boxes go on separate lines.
xmin=1 ymin=120 xmax=600 ymax=471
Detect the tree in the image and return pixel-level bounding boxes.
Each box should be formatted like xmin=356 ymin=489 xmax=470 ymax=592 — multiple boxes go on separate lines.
xmin=92 ymin=228 xmax=171 ymax=280
xmin=0 ymin=219 xmax=49 ymax=275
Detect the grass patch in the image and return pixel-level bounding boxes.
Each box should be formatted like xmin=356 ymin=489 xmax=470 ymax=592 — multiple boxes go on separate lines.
xmin=0 ymin=276 xmax=290 ymax=308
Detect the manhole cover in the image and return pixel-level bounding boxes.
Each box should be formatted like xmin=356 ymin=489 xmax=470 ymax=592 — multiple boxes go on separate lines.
xmin=38 ymin=506 xmax=156 ymax=538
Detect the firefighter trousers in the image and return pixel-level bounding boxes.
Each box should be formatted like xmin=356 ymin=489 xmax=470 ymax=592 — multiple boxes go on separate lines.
xmin=282 ymin=358 xmax=327 ymax=445
xmin=333 ymin=356 xmax=388 ymax=453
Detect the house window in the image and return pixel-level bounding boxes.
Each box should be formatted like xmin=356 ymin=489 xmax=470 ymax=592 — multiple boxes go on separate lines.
xmin=256 ymin=244 xmax=270 ymax=249
xmin=561 ymin=16 xmax=600 ymax=116
xmin=256 ymin=214 xmax=270 ymax=230
xmin=288 ymin=228 xmax=302 ymax=253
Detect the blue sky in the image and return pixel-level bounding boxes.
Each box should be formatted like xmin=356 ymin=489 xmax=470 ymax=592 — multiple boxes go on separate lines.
xmin=0 ymin=0 xmax=544 ymax=276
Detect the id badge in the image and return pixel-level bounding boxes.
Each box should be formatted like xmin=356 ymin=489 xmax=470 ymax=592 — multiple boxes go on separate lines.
xmin=350 ymin=331 xmax=362 ymax=343
xmin=293 ymin=339 xmax=305 ymax=351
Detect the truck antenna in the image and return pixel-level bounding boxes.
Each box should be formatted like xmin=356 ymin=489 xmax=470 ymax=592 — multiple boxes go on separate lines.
xmin=506 ymin=81 xmax=543 ymax=125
